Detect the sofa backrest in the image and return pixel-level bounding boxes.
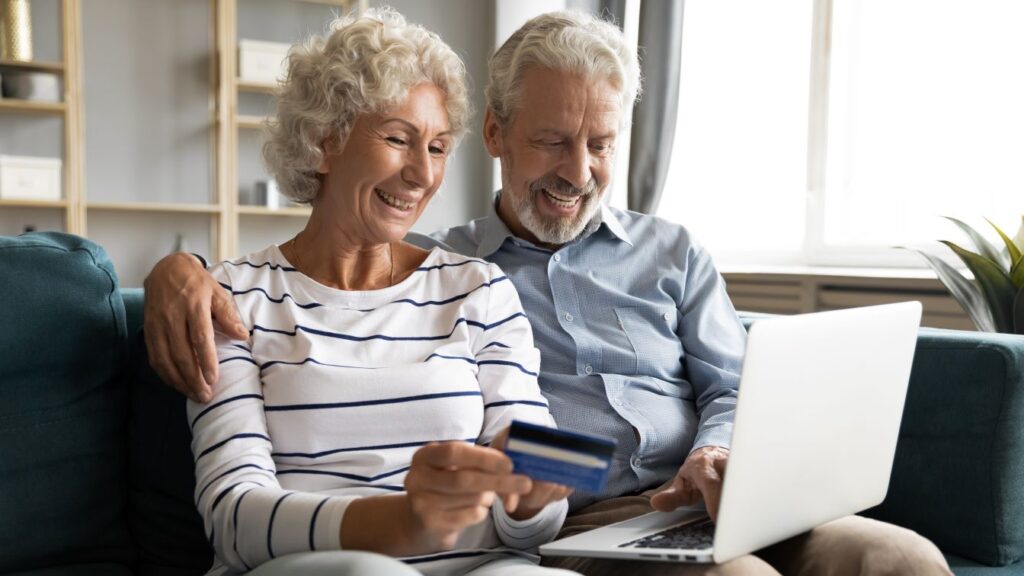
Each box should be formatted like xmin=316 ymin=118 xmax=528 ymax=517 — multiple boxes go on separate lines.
xmin=121 ymin=287 xmax=212 ymax=575
xmin=865 ymin=328 xmax=1024 ymax=567
xmin=0 ymin=232 xmax=135 ymax=572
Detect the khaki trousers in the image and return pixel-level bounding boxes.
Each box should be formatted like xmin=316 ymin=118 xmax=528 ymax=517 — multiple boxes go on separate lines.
xmin=541 ymin=492 xmax=952 ymax=576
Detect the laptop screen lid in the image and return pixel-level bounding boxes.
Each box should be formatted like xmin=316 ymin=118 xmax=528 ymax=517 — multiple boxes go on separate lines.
xmin=712 ymin=302 xmax=921 ymax=563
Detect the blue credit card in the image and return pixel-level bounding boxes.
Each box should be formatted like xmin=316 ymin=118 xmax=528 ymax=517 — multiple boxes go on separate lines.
xmin=504 ymin=420 xmax=618 ymax=493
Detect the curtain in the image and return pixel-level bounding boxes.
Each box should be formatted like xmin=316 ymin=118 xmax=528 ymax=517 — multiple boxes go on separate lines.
xmin=627 ymin=1 xmax=684 ymax=214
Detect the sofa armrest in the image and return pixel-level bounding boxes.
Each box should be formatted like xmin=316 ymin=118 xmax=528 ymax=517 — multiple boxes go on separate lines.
xmin=863 ymin=328 xmax=1024 ymax=567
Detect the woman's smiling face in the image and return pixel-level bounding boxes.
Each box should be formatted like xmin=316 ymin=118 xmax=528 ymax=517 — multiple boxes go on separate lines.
xmin=317 ymin=83 xmax=453 ymax=245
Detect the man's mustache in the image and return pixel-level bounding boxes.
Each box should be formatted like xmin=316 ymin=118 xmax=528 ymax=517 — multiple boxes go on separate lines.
xmin=529 ymin=176 xmax=598 ymax=198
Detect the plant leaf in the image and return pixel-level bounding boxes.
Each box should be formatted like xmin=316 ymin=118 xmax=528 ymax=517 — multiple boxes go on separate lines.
xmin=902 ymin=247 xmax=995 ymax=332
xmin=1012 ymin=257 xmax=1024 ymax=289
xmin=1015 ymin=286 xmax=1024 ymax=335
xmin=943 ymin=216 xmax=1008 ymax=270
xmin=986 ymin=217 xmax=1022 ymax=271
xmin=1015 ymin=215 xmax=1024 ymax=252
xmin=941 ymin=240 xmax=1017 ymax=333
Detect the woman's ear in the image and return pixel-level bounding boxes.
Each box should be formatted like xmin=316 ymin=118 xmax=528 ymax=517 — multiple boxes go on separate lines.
xmin=482 ymin=108 xmax=504 ymax=159
xmin=316 ymin=134 xmax=342 ymax=174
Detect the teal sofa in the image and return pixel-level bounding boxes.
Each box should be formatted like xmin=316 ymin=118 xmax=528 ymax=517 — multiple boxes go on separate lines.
xmin=2 ymin=231 xmax=1023 ymax=575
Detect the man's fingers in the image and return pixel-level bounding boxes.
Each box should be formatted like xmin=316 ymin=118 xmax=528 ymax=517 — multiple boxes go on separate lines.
xmin=168 ymin=315 xmax=207 ymax=400
xmin=650 ymin=476 xmax=699 ymax=512
xmin=691 ymin=465 xmax=725 ymax=522
xmin=145 ymin=327 xmax=190 ymax=400
xmin=211 ymin=288 xmax=248 ymax=341
xmin=188 ymin=300 xmax=218 ymax=395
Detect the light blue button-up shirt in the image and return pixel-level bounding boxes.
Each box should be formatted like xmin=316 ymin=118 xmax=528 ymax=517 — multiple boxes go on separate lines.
xmin=409 ymin=197 xmax=746 ymax=510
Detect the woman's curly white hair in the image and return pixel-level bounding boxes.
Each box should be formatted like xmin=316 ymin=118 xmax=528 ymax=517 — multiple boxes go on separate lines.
xmin=263 ymin=8 xmax=471 ymax=203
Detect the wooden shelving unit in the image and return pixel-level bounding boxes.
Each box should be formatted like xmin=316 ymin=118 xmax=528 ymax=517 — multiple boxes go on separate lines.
xmin=0 ymin=99 xmax=66 ymax=114
xmin=87 ymin=201 xmax=221 ymax=214
xmin=235 ymin=114 xmax=268 ymax=130
xmin=0 ymin=0 xmax=82 ymax=234
xmin=0 ymin=58 xmax=65 ymax=73
xmin=0 ymin=198 xmax=69 ymax=209
xmin=236 ymin=79 xmax=277 ymax=94
xmin=237 ymin=205 xmax=312 ymax=217
xmin=4 ymin=0 xmax=363 ymax=272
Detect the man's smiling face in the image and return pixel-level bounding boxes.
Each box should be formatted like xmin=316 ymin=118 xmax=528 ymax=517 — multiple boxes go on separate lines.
xmin=485 ymin=66 xmax=623 ymax=247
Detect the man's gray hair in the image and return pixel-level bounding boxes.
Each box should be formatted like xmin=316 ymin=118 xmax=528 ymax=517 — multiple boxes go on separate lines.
xmin=485 ymin=10 xmax=641 ymax=127
xmin=264 ymin=8 xmax=471 ymax=203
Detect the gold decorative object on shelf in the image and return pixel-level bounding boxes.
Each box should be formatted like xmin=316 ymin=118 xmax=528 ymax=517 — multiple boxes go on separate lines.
xmin=0 ymin=0 xmax=33 ymax=61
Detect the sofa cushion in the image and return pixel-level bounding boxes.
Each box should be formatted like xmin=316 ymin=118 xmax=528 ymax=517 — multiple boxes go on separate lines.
xmin=864 ymin=328 xmax=1024 ymax=566
xmin=0 ymin=232 xmax=134 ymax=572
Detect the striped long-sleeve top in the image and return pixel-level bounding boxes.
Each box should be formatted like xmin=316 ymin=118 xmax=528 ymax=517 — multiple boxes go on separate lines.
xmin=187 ymin=245 xmax=567 ymax=576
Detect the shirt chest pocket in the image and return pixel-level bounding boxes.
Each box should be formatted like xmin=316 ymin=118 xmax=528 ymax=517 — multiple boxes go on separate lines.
xmin=609 ymin=306 xmax=684 ymax=379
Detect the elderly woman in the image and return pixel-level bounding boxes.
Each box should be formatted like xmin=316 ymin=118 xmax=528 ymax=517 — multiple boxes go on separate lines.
xmin=190 ymin=9 xmax=576 ymax=576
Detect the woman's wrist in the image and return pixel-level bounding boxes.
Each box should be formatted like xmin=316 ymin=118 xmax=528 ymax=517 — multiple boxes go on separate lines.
xmin=340 ymin=494 xmax=428 ymax=557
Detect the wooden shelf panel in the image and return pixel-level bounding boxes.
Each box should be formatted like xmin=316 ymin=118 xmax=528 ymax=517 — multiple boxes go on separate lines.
xmin=236 ymin=115 xmax=269 ymax=130
xmin=0 ymin=59 xmax=65 ymax=73
xmin=87 ymin=201 xmax=220 ymax=214
xmin=290 ymin=0 xmax=355 ymax=6
xmin=236 ymin=79 xmax=277 ymax=94
xmin=238 ymin=205 xmax=311 ymax=217
xmin=0 ymin=99 xmax=66 ymax=114
xmin=0 ymin=198 xmax=68 ymax=208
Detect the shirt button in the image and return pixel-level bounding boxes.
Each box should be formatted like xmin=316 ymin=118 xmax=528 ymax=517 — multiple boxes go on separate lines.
xmin=663 ymin=312 xmax=672 ymax=321
xmin=553 ymin=254 xmax=561 ymax=262
xmin=584 ymin=364 xmax=593 ymax=374
xmin=564 ymin=312 xmax=574 ymax=322
xmin=632 ymin=456 xmax=643 ymax=467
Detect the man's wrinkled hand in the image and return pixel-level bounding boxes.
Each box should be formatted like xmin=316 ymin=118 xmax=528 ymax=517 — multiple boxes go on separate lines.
xmin=649 ymin=446 xmax=729 ymax=521
xmin=143 ymin=252 xmax=248 ymax=403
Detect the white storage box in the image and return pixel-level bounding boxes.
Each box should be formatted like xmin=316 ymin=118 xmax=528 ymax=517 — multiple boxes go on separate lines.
xmin=238 ymin=39 xmax=290 ymax=85
xmin=0 ymin=155 xmax=62 ymax=201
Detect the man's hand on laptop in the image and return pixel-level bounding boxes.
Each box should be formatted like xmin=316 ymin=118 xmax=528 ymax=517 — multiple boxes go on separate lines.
xmin=143 ymin=252 xmax=249 ymax=403
xmin=650 ymin=445 xmax=729 ymax=521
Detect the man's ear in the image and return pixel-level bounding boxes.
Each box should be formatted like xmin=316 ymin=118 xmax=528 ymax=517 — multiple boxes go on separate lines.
xmin=482 ymin=108 xmax=504 ymax=159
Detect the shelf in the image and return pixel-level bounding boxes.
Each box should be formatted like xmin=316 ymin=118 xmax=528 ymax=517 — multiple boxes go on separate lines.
xmin=290 ymin=0 xmax=356 ymax=6
xmin=0 ymin=58 xmax=65 ymax=74
xmin=236 ymin=79 xmax=278 ymax=94
xmin=237 ymin=205 xmax=311 ymax=217
xmin=0 ymin=99 xmax=65 ymax=115
xmin=0 ymin=198 xmax=67 ymax=208
xmin=87 ymin=201 xmax=220 ymax=214
xmin=237 ymin=114 xmax=269 ymax=130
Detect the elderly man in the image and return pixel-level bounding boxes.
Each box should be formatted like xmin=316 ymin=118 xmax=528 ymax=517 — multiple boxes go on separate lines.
xmin=145 ymin=11 xmax=951 ymax=576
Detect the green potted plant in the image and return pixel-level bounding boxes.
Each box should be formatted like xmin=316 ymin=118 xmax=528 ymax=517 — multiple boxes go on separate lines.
xmin=904 ymin=216 xmax=1024 ymax=334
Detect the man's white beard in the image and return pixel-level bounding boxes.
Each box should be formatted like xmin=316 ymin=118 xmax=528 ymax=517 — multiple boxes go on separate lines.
xmin=516 ymin=190 xmax=601 ymax=245
xmin=504 ymin=179 xmax=604 ymax=245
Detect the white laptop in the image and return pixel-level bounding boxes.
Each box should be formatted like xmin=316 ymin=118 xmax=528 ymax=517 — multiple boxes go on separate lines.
xmin=540 ymin=302 xmax=922 ymax=564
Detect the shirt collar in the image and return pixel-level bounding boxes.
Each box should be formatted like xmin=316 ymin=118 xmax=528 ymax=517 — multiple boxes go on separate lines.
xmin=475 ymin=192 xmax=634 ymax=258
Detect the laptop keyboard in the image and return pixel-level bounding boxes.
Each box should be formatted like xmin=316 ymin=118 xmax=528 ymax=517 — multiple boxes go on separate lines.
xmin=619 ymin=518 xmax=715 ymax=550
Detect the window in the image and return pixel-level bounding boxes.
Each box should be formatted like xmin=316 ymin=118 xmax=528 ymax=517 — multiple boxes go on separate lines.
xmin=655 ymin=0 xmax=1024 ymax=268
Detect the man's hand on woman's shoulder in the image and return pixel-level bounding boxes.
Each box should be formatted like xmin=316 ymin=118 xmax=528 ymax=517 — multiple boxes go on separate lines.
xmin=143 ymin=252 xmax=249 ymax=402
